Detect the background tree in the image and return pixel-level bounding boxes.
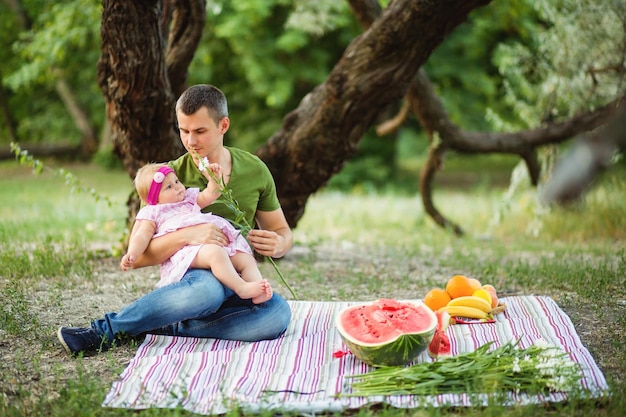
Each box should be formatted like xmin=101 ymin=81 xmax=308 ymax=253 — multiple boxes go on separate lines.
xmin=1 ymin=0 xmax=102 ymax=159
xmin=357 ymin=0 xmax=625 ymax=234
xmin=98 ymin=0 xmax=504 ymax=226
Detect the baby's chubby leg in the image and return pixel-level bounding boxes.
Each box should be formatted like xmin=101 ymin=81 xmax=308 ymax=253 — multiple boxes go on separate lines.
xmin=192 ymin=246 xmax=272 ymax=304
xmin=230 ymin=252 xmax=272 ymax=303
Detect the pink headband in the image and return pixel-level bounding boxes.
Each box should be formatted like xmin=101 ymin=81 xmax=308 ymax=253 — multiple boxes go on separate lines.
xmin=146 ymin=166 xmax=174 ymax=205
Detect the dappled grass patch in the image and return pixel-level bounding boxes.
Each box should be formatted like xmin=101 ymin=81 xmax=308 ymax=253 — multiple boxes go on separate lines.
xmin=0 ymin=276 xmax=40 ymax=335
xmin=0 ymin=240 xmax=94 ymax=280
xmin=1 ymin=360 xmax=127 ymax=417
xmin=0 ymin=241 xmax=95 ymax=336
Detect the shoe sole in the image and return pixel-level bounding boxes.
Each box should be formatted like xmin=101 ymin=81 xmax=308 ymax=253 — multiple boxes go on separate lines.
xmin=57 ymin=327 xmax=75 ymax=356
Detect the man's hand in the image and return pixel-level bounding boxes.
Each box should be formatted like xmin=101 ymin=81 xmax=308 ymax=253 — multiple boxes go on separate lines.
xmin=247 ymin=229 xmax=287 ymax=257
xmin=182 ymin=222 xmax=227 ymax=246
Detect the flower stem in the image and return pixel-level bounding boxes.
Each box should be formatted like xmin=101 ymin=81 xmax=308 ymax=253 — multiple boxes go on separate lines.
xmin=266 ymin=256 xmax=298 ymax=300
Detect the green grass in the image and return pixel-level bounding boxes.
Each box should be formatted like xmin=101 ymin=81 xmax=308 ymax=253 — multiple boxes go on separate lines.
xmin=0 ymin=160 xmax=130 ymax=246
xmin=0 ymin=159 xmax=624 ymax=416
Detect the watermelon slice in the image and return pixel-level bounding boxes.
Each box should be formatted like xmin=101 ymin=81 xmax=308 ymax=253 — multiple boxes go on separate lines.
xmin=428 ymin=310 xmax=452 ymax=359
xmin=335 ymin=299 xmax=437 ymax=366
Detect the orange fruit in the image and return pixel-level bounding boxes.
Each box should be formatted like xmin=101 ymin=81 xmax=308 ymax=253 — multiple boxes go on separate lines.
xmin=482 ymin=284 xmax=498 ymax=308
xmin=445 ymin=275 xmax=476 ymax=299
xmin=423 ymin=288 xmax=452 ymax=311
xmin=472 ymin=289 xmax=492 ymax=305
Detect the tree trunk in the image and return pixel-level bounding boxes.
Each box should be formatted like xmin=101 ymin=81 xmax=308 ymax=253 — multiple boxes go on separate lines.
xmin=55 ymin=78 xmax=99 ymax=158
xmin=0 ymin=68 xmax=19 ymax=143
xmin=98 ymin=0 xmax=205 ymax=228
xmin=97 ymin=0 xmax=184 ymax=178
xmin=256 ymin=0 xmax=492 ymax=226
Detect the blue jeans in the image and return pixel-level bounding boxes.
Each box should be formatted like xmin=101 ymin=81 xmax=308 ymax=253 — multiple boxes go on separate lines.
xmin=91 ymin=268 xmax=291 ymax=343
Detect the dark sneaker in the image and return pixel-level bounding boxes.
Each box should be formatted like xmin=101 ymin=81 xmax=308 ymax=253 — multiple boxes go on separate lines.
xmin=57 ymin=326 xmax=111 ymax=356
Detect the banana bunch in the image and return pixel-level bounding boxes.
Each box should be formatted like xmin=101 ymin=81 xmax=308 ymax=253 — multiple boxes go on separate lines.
xmin=440 ymin=296 xmax=493 ymax=320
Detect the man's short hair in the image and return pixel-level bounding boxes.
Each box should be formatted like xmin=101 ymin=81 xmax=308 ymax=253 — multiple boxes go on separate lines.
xmin=176 ymin=84 xmax=228 ymax=124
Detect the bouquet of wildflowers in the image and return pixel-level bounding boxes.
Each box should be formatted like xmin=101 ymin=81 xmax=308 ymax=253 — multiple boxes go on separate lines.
xmin=343 ymin=339 xmax=583 ymax=397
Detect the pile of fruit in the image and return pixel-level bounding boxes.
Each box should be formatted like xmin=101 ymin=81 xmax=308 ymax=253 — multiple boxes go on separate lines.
xmin=333 ymin=276 xmax=507 ymax=365
xmin=423 ymin=275 xmax=506 ymax=358
xmin=423 ymin=274 xmax=505 ymax=322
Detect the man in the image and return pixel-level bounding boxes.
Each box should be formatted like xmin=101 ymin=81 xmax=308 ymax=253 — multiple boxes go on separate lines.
xmin=58 ymin=84 xmax=293 ymax=355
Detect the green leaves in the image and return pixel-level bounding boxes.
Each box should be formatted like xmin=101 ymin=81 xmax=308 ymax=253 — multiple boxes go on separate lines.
xmin=192 ymin=0 xmax=354 ymax=151
xmin=343 ymin=340 xmax=583 ymax=397
xmin=285 ymin=0 xmax=351 ymax=37
xmin=6 ymin=0 xmax=101 ymax=89
xmin=493 ymin=0 xmax=625 ymax=127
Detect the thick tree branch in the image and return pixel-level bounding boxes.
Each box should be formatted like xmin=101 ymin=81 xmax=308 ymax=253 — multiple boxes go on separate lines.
xmin=257 ymin=0 xmax=492 ymax=226
xmin=542 ymin=98 xmax=626 ymax=204
xmin=406 ymin=69 xmax=622 ymax=174
xmin=410 ymin=72 xmax=613 ymax=227
xmin=451 ymin=99 xmax=619 ymax=153
xmin=406 ymin=73 xmax=618 ymax=232
xmin=55 ymin=78 xmax=98 ymax=158
xmin=349 ymin=0 xmax=477 ymax=234
xmin=420 ymin=142 xmax=464 ymax=236
xmin=405 ymin=71 xmax=464 ymax=234
xmin=165 ymin=0 xmax=206 ymax=98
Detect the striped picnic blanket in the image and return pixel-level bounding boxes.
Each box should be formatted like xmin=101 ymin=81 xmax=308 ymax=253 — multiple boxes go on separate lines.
xmin=102 ymin=296 xmax=609 ymax=414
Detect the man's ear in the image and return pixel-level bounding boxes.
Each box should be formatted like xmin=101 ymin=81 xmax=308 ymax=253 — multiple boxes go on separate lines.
xmin=220 ymin=117 xmax=230 ymax=134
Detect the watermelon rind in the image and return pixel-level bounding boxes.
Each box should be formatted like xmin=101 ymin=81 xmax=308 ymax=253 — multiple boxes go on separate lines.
xmin=335 ymin=299 xmax=437 ymax=367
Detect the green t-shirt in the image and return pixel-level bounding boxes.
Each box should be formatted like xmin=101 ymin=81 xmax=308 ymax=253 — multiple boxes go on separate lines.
xmin=169 ymin=147 xmax=280 ymax=229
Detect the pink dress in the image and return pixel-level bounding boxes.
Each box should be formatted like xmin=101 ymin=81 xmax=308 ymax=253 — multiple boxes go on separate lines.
xmin=136 ymin=188 xmax=252 ymax=288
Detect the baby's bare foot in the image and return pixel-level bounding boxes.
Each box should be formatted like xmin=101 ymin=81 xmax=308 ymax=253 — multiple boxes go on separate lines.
xmin=237 ymin=280 xmax=272 ymax=304
xmin=252 ymin=280 xmax=273 ymax=304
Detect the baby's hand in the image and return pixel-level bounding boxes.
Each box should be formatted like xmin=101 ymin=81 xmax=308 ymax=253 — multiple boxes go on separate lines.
xmin=198 ymin=157 xmax=222 ymax=181
xmin=207 ymin=163 xmax=222 ymax=177
xmin=120 ymin=254 xmax=134 ymax=271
